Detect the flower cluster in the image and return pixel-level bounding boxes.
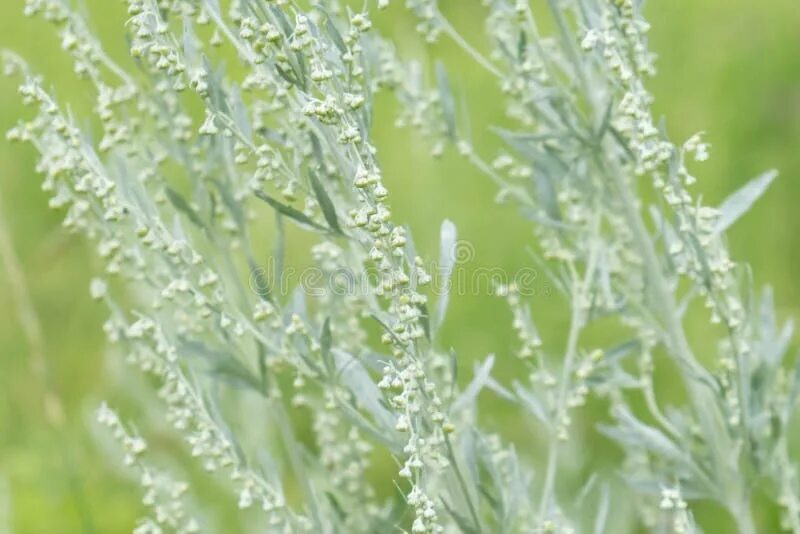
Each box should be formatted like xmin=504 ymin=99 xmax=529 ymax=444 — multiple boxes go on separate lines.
xmin=97 ymin=403 xmax=200 ymax=533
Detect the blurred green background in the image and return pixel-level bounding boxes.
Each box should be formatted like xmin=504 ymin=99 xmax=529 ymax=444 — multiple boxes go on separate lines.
xmin=0 ymin=0 xmax=798 ymax=531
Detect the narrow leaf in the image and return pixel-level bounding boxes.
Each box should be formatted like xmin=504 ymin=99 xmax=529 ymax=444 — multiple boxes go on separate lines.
xmin=593 ymin=485 xmax=611 ymax=534
xmin=165 ymin=187 xmax=205 ymax=229
xmin=452 ymin=355 xmax=495 ymax=413
xmin=211 ymin=177 xmax=245 ymax=228
xmin=435 ymin=219 xmax=457 ymax=332
xmin=416 ymin=301 xmax=431 ymax=341
xmin=333 ymin=349 xmax=396 ymax=431
xmin=714 ymin=170 xmax=777 ymax=235
xmin=317 ymin=6 xmax=347 ymax=54
xmin=320 ymin=317 xmax=334 ymax=376
xmin=308 ymin=169 xmax=343 ymax=234
xmin=182 ymin=15 xmax=200 ymax=68
xmin=598 ymin=408 xmax=688 ymax=465
xmin=210 ymin=358 xmax=262 ymax=392
xmin=309 ymin=132 xmax=326 ymax=172
xmin=274 ymin=212 xmax=285 ymax=282
xmin=440 ymin=498 xmax=479 ymax=534
xmin=513 ymin=382 xmax=550 ymax=425
xmin=254 ymin=190 xmax=329 ymax=232
xmin=595 ymin=95 xmax=614 ymax=144
xmin=337 ymin=395 xmax=402 ymax=454
xmin=268 ymin=5 xmax=293 ymax=37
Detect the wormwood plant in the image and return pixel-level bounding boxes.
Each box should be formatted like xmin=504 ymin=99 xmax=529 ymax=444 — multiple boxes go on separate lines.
xmin=5 ymin=0 xmax=798 ymax=532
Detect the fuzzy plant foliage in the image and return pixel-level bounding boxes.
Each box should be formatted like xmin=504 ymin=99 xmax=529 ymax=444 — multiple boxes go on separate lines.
xmin=5 ymin=0 xmax=798 ymax=532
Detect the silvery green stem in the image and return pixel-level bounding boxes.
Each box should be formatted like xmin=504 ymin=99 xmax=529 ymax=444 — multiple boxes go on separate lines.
xmin=436 ymin=15 xmax=502 ymax=78
xmin=538 ymin=296 xmax=582 ymax=519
